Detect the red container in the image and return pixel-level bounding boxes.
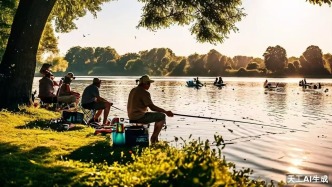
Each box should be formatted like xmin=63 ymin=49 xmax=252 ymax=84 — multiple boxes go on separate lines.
xmin=111 ymin=117 xmax=119 ymax=125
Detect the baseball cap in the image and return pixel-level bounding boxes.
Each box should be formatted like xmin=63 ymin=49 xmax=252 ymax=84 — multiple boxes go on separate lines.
xmin=67 ymin=72 xmax=76 ymax=79
xmin=139 ymin=75 xmax=154 ymax=84
xmin=93 ymin=78 xmax=101 ymax=84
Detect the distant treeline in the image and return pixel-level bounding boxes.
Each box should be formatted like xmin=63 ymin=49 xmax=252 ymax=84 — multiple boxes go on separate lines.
xmin=50 ymin=45 xmax=332 ymax=78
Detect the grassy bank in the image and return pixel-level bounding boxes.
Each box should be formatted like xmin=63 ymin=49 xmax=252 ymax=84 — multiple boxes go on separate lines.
xmin=0 ymin=107 xmax=284 ymax=186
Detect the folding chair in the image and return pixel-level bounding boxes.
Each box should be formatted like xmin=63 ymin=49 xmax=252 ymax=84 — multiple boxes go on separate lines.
xmin=79 ymin=103 xmax=96 ymax=125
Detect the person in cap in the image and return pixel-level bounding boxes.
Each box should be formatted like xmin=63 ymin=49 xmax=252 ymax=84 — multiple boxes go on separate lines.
xmin=39 ymin=63 xmax=60 ymax=86
xmin=57 ymin=76 xmax=80 ymax=107
xmin=39 ymin=63 xmax=52 ymax=76
xmin=81 ymin=78 xmax=112 ymax=125
xmin=127 ymin=75 xmax=174 ymax=144
xmin=38 ymin=72 xmax=57 ymax=104
xmin=66 ymin=72 xmax=76 ymax=80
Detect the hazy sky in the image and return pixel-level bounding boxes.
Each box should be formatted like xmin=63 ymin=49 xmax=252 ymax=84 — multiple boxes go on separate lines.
xmin=56 ymin=0 xmax=332 ymax=58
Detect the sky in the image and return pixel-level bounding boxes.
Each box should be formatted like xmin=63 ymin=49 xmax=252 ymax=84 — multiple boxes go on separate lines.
xmin=56 ymin=0 xmax=332 ymax=58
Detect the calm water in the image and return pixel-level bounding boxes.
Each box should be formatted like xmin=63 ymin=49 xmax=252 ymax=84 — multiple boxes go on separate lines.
xmin=33 ymin=76 xmax=332 ymax=185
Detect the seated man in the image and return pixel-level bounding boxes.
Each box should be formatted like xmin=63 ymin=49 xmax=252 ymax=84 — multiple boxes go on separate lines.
xmin=38 ymin=72 xmax=57 ymax=104
xmin=39 ymin=63 xmax=52 ymax=76
xmin=40 ymin=63 xmax=59 ymax=86
xmin=81 ymin=78 xmax=112 ymax=125
xmin=127 ymin=75 xmax=173 ymax=144
xmin=57 ymin=76 xmax=80 ymax=108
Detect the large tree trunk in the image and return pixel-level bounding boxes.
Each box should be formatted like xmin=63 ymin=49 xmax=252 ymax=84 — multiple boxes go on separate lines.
xmin=0 ymin=0 xmax=56 ymax=110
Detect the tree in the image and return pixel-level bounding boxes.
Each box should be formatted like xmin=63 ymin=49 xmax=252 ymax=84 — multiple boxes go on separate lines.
xmin=246 ymin=62 xmax=259 ymax=70
xmin=263 ymin=45 xmax=287 ymax=73
xmin=0 ymin=1 xmax=60 ymax=70
xmin=232 ymin=56 xmax=253 ymax=70
xmin=204 ymin=49 xmax=227 ymax=76
xmin=300 ymin=45 xmax=330 ymax=75
xmin=287 ymin=63 xmax=296 ymax=75
xmin=323 ymin=53 xmax=332 ymax=73
xmin=0 ymin=0 xmax=18 ymax=62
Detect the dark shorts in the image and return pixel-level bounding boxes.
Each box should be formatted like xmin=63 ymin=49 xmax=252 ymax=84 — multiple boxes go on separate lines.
xmin=40 ymin=97 xmax=57 ymax=103
xmin=133 ymin=112 xmax=166 ymax=124
xmin=82 ymin=101 xmax=106 ymax=110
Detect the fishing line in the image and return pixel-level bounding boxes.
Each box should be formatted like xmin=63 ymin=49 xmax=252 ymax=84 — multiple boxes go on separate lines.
xmin=112 ymin=105 xmax=126 ymax=112
xmin=173 ymin=113 xmax=308 ymax=132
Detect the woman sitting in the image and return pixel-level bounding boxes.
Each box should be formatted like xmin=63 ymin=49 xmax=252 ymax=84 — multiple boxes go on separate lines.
xmin=57 ymin=76 xmax=80 ymax=109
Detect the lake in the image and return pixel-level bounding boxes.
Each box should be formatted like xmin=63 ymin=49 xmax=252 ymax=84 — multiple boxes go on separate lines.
xmin=33 ymin=76 xmax=332 ymax=186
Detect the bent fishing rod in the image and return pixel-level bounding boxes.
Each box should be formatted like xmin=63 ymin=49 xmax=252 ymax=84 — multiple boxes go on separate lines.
xmin=173 ymin=113 xmax=308 ymax=132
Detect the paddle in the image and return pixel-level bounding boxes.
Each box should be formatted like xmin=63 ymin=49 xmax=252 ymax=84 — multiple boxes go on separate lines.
xmin=173 ymin=113 xmax=308 ymax=132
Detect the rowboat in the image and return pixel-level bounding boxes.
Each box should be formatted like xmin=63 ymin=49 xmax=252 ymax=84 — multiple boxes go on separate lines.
xmin=186 ymin=80 xmax=203 ymax=88
xmin=214 ymin=83 xmax=226 ymax=87
xmin=298 ymin=79 xmax=328 ymax=93
xmin=264 ymin=80 xmax=285 ymax=92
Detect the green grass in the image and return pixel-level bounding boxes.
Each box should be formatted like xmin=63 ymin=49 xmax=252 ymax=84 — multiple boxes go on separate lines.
xmin=0 ymin=107 xmax=285 ymax=186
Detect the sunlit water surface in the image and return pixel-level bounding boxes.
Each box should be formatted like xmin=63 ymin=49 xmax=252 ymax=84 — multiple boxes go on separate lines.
xmin=33 ymin=77 xmax=332 ymax=186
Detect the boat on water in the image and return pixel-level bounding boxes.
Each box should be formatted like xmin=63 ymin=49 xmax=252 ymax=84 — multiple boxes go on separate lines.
xmin=263 ymin=80 xmax=286 ymax=92
xmin=213 ymin=77 xmax=226 ymax=88
xmin=299 ymin=79 xmax=328 ymax=93
xmin=186 ymin=80 xmax=203 ymax=88
xmin=214 ymin=83 xmax=227 ymax=88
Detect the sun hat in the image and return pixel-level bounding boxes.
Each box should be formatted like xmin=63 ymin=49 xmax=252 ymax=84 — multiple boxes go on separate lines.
xmin=139 ymin=75 xmax=154 ymax=84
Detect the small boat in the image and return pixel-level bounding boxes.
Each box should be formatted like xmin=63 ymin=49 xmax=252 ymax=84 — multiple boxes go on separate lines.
xmin=298 ymin=79 xmax=328 ymax=93
xmin=214 ymin=83 xmax=226 ymax=87
xmin=264 ymin=80 xmax=285 ymax=92
xmin=186 ymin=80 xmax=203 ymax=88
xmin=299 ymin=80 xmax=321 ymax=89
xmin=214 ymin=82 xmax=226 ymax=89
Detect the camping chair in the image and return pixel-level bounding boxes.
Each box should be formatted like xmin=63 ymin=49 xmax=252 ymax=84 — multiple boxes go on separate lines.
xmin=128 ymin=119 xmax=150 ymax=128
xmin=39 ymin=96 xmax=58 ymax=110
xmin=79 ymin=103 xmax=96 ymax=125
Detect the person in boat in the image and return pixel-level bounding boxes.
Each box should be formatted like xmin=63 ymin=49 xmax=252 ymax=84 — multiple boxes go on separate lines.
xmin=213 ymin=78 xmax=218 ymax=85
xmin=81 ymin=78 xmax=112 ymax=125
xmin=264 ymin=79 xmax=269 ymax=88
xmin=303 ymin=78 xmax=307 ymax=89
xmin=127 ymin=75 xmax=174 ymax=144
xmin=57 ymin=76 xmax=80 ymax=108
xmin=217 ymin=77 xmax=223 ymax=85
xmin=196 ymin=77 xmax=203 ymax=86
xmin=38 ymin=71 xmax=58 ymax=104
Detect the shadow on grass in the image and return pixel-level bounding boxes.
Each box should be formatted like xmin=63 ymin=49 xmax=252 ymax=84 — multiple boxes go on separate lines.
xmin=16 ymin=119 xmax=85 ymax=131
xmin=0 ymin=143 xmax=79 ymax=186
xmin=65 ymin=140 xmax=142 ymax=165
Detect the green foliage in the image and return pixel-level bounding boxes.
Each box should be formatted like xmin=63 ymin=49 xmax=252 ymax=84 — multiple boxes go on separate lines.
xmin=300 ymin=45 xmax=330 ymax=75
xmin=246 ymin=62 xmax=259 ymax=70
xmin=137 ymin=0 xmax=246 ymax=44
xmin=37 ymin=22 xmax=59 ymax=63
xmin=45 ymin=56 xmax=69 ymax=72
xmin=52 ymin=0 xmax=113 ymax=33
xmin=263 ymin=45 xmax=288 ymax=73
xmin=0 ymin=108 xmax=285 ymax=186
xmin=233 ymin=56 xmax=253 ymax=70
xmin=307 ymin=0 xmax=332 ymax=6
xmin=0 ymin=0 xmax=18 ymax=61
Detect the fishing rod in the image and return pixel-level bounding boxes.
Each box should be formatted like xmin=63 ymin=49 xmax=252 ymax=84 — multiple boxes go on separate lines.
xmin=112 ymin=105 xmax=126 ymax=112
xmin=173 ymin=113 xmax=308 ymax=132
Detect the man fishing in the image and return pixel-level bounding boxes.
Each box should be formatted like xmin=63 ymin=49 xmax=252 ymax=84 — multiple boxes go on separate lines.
xmin=127 ymin=75 xmax=173 ymax=144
